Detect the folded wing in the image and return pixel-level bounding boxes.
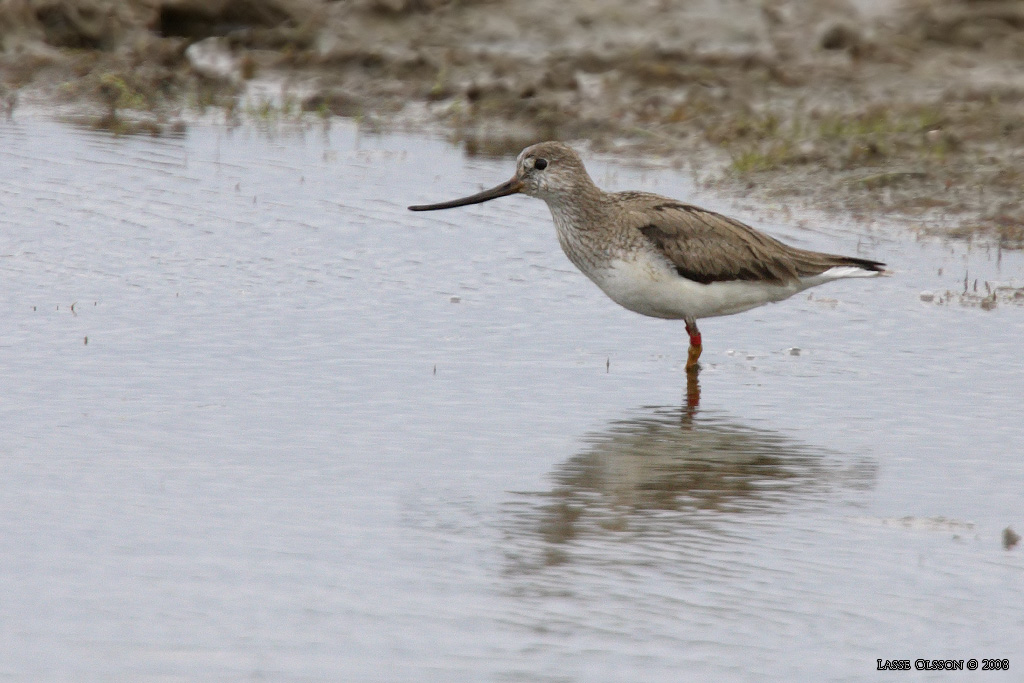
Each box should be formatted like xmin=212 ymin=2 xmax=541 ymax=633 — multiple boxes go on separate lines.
xmin=624 ymin=197 xmax=885 ymax=285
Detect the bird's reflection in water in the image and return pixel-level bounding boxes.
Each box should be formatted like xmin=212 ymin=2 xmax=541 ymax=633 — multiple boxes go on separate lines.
xmin=685 ymin=368 xmax=701 ymax=414
xmin=505 ymin=388 xmax=875 ymax=569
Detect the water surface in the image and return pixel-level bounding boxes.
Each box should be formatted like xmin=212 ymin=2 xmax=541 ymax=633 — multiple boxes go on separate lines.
xmin=1 ymin=119 xmax=1021 ymax=681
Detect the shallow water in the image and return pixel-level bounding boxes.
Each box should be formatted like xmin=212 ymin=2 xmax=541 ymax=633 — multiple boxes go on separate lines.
xmin=1 ymin=119 xmax=1021 ymax=681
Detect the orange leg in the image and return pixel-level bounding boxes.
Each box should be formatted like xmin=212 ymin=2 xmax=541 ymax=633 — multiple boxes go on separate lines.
xmin=684 ymin=318 xmax=702 ymax=371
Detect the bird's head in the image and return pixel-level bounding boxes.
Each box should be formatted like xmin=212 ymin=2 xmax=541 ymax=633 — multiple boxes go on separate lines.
xmin=408 ymin=141 xmax=593 ymax=211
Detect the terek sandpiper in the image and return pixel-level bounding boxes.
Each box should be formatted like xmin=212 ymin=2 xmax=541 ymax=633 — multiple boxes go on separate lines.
xmin=410 ymin=141 xmax=885 ymax=371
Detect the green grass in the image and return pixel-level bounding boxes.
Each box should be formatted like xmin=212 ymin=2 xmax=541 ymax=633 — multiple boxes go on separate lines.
xmin=730 ymin=142 xmax=797 ymax=173
xmin=720 ymin=104 xmax=954 ymax=175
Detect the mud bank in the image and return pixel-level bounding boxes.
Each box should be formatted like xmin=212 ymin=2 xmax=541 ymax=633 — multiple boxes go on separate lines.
xmin=1 ymin=0 xmax=1022 ymax=244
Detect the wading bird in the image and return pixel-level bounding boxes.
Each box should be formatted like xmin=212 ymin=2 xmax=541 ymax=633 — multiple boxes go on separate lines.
xmin=410 ymin=142 xmax=885 ymax=371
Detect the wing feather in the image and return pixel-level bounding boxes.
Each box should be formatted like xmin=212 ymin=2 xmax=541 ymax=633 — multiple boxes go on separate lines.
xmin=623 ymin=197 xmax=884 ymax=284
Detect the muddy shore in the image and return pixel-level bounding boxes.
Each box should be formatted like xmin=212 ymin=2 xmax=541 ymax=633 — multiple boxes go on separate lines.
xmin=1 ymin=0 xmax=1022 ymax=245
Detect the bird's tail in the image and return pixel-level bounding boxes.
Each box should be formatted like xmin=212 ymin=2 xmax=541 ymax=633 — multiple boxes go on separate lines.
xmin=831 ymin=254 xmax=890 ymax=277
xmin=817 ymin=265 xmax=886 ymax=279
xmin=791 ymin=249 xmax=888 ymax=280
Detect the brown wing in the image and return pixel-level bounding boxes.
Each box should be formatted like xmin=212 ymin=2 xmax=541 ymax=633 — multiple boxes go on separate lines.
xmin=623 ymin=198 xmax=884 ymax=285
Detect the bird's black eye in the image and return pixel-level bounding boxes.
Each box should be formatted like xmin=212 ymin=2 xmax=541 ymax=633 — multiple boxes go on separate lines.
xmin=534 ymin=158 xmax=548 ymax=170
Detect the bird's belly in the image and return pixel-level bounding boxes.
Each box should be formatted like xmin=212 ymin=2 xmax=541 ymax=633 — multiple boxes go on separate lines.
xmin=589 ymin=259 xmax=803 ymax=320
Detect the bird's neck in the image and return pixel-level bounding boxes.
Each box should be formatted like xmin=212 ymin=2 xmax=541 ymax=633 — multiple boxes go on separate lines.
xmin=543 ymin=183 xmax=608 ymax=233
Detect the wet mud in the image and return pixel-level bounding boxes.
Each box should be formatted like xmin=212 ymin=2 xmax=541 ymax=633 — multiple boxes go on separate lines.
xmin=2 ymin=0 xmax=1023 ymax=245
